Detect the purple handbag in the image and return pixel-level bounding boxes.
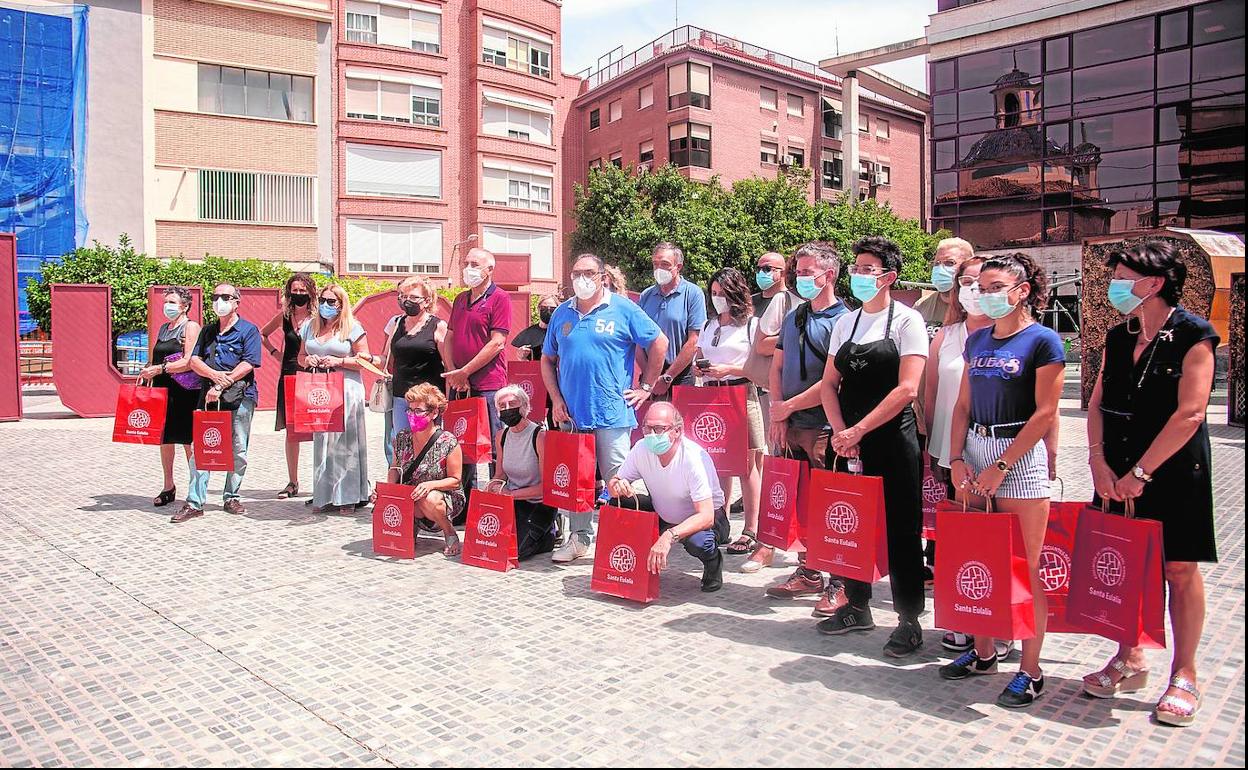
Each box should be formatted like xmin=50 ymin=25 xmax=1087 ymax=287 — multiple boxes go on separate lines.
xmin=163 ymin=352 xmax=204 ymax=390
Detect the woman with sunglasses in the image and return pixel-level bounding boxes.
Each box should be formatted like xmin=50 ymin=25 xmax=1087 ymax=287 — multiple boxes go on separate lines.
xmin=942 ymin=253 xmax=1064 ymax=709
xmin=297 ymin=284 xmax=372 ymax=512
xmin=261 ymin=273 xmax=316 ymax=499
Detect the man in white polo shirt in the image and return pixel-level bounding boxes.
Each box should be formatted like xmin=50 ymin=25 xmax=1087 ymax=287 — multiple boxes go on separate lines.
xmin=606 ymin=402 xmax=729 ymax=592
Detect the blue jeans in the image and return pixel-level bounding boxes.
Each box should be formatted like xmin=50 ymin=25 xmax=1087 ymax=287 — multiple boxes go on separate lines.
xmin=559 ymin=425 xmax=633 ymax=545
xmin=659 ymin=508 xmax=731 ymax=565
xmin=187 ymin=398 xmax=255 ymax=508
xmin=383 ymin=399 xmax=395 ymax=466
xmin=472 ymin=388 xmax=502 ymax=441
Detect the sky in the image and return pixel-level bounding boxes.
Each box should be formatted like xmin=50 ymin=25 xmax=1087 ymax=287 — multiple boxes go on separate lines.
xmin=561 ymin=0 xmax=933 ymax=92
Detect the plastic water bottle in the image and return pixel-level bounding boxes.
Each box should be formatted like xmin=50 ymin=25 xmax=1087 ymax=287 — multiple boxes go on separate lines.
xmin=847 ymin=458 xmax=863 ymax=474
xmin=596 ymin=487 xmax=612 ymax=507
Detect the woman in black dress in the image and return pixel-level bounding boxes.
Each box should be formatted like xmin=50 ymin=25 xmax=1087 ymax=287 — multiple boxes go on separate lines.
xmin=261 ymin=273 xmax=316 ymax=499
xmin=1083 ymin=240 xmax=1219 ymax=727
xmin=139 ymin=287 xmax=201 ymax=507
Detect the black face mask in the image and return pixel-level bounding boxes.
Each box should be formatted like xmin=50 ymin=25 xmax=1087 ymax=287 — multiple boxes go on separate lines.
xmin=401 ymin=300 xmax=424 ymax=316
xmin=289 ymin=294 xmax=310 ymax=307
xmin=499 ymin=407 xmax=523 ymax=428
xmin=539 ymin=307 xmax=555 ymax=324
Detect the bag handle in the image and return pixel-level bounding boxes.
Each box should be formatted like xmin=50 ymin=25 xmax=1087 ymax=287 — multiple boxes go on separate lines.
xmin=1052 ymin=476 xmax=1066 ymax=502
xmin=830 ymin=451 xmax=862 ymax=476
xmin=1124 ymin=498 xmax=1136 ymax=520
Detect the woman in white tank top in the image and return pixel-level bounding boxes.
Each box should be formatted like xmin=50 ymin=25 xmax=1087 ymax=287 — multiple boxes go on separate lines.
xmin=924 ymin=257 xmax=989 ymax=471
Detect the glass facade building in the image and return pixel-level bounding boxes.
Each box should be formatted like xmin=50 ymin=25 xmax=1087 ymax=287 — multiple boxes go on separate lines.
xmin=930 ymin=0 xmax=1245 ymax=250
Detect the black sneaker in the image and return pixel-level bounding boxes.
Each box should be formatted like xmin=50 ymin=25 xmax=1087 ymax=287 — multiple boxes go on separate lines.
xmin=939 ymin=650 xmax=999 ymax=680
xmin=816 ymin=605 xmax=875 ymax=635
xmin=701 ymin=552 xmax=724 ymax=593
xmin=997 ymin=672 xmax=1044 ymax=709
xmin=883 ymin=619 xmax=924 ymax=658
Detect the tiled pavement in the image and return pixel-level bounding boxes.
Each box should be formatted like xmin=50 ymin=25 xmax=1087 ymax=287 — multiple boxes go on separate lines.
xmin=0 ymin=390 xmax=1243 ymax=767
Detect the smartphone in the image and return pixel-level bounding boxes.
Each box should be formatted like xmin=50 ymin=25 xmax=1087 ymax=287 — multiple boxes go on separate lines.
xmin=695 ymin=357 xmax=711 ymax=369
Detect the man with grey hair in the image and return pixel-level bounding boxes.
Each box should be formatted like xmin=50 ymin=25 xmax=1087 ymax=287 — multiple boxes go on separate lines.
xmin=447 ymin=246 xmax=511 ymax=438
xmin=638 ymin=241 xmax=707 ymax=396
xmin=915 ymin=237 xmax=974 ymax=340
xmin=607 ymin=401 xmax=729 ymax=592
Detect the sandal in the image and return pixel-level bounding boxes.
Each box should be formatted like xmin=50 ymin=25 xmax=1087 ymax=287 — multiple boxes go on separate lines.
xmin=742 ymin=544 xmax=774 ymax=573
xmin=726 ymin=531 xmax=758 ymax=556
xmin=153 ymin=487 xmax=177 ymax=507
xmin=1155 ymin=675 xmax=1201 ymax=727
xmin=1083 ymin=656 xmax=1149 ymax=699
xmin=277 ymin=482 xmax=299 ymax=499
xmin=443 ymin=533 xmax=462 ymax=557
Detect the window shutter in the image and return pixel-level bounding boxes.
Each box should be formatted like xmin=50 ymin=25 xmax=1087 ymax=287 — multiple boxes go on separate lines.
xmin=689 ymin=63 xmax=710 ymax=95
xmin=345 ymin=78 xmax=376 ymax=116
xmin=411 ymin=11 xmax=439 ymax=46
xmin=378 ymin=223 xmax=412 ymax=270
xmin=379 ymin=82 xmax=409 ymax=120
xmin=378 ymin=5 xmax=409 ymax=47
xmin=482 ymin=167 xmax=508 ymax=203
xmin=690 ymin=123 xmax=710 ymax=140
xmin=482 ymin=24 xmax=507 ymax=52
xmin=411 ymin=223 xmax=442 ymax=268
xmin=483 ymin=103 xmax=508 ymax=136
xmin=346 ymin=144 xmax=441 ymax=197
xmin=346 ymin=220 xmax=379 ymax=268
xmin=667 ymin=64 xmax=686 ymax=95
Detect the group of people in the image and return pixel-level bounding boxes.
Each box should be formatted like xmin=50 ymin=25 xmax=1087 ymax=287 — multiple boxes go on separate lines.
xmin=139 ymin=237 xmax=1218 ymax=724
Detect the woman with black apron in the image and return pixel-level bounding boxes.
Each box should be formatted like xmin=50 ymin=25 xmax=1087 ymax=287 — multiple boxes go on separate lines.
xmin=817 ymin=236 xmax=929 ymax=658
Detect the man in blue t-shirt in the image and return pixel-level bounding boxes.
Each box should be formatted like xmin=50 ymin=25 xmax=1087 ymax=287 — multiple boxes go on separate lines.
xmin=637 ymin=242 xmax=707 ymax=396
xmin=542 ymin=253 xmax=669 ymax=562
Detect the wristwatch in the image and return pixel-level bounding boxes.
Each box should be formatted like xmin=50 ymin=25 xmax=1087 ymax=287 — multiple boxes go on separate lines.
xmin=665 ymin=530 xmax=681 ymax=544
xmin=1132 ymin=465 xmax=1153 ymax=483
xmin=994 ymin=459 xmax=1010 ymax=473
xmin=660 ymin=374 xmax=674 ymax=385
xmin=640 ymin=382 xmax=653 ymax=392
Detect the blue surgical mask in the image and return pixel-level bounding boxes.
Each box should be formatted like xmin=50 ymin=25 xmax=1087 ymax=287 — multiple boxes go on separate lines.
xmin=978 ymin=290 xmax=1017 ymax=320
xmin=319 ymin=301 xmax=340 ymax=320
xmin=850 ymin=274 xmax=881 ymax=304
xmin=643 ymin=431 xmax=673 ymax=455
xmin=1108 ymin=278 xmax=1146 ymax=315
xmin=756 ymin=270 xmax=776 ymax=291
xmin=163 ymin=302 xmax=181 ymax=320
xmin=931 ymin=264 xmax=956 ymax=293
xmin=795 ymin=276 xmax=820 ymax=300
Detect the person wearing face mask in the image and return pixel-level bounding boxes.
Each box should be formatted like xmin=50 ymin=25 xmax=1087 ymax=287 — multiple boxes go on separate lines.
xmin=176 ymin=284 xmax=263 ymax=522
xmin=541 ymin=253 xmax=668 ymax=563
xmin=764 ymin=242 xmax=847 ymax=595
xmin=1081 ymin=240 xmax=1218 ymax=727
xmin=943 ymin=253 xmax=1063 ymax=709
xmin=818 ymin=236 xmax=930 ymax=658
xmin=298 ymin=283 xmax=373 ymax=513
xmin=638 ymin=242 xmax=707 ymax=397
xmin=446 ymin=247 xmax=511 ymax=439
xmin=139 ymin=286 xmax=202 ymax=512
xmin=382 ymin=277 xmax=451 ymax=463
xmin=511 ymin=294 xmax=561 ymax=361
xmin=751 ymin=251 xmax=802 ymax=428
xmin=915 ymin=238 xmax=975 ymax=341
xmin=485 ymin=385 xmax=557 ymax=560
xmin=388 ymin=383 xmax=465 ymax=556
xmin=606 ymin=402 xmax=730 ymax=592
xmin=261 ymin=273 xmax=317 ymax=499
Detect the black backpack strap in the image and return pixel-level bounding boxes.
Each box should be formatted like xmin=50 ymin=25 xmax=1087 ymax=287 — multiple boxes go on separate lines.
xmin=532 ymin=425 xmax=544 ymax=454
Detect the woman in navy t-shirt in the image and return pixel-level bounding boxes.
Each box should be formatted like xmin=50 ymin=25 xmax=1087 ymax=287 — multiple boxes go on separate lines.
xmin=942 ymin=253 xmax=1065 ymax=709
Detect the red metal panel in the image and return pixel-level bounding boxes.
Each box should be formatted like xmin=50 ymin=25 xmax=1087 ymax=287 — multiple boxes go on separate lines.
xmin=238 ymin=288 xmax=281 ymax=411
xmin=352 ymin=289 xmax=399 ymax=397
xmin=506 ymin=291 xmax=532 ymax=361
xmin=146 ymin=285 xmax=203 ymax=345
xmin=0 ymin=233 xmax=20 ymax=421
xmin=492 ymin=252 xmax=532 ymax=288
xmin=51 ymin=283 xmax=129 ymax=418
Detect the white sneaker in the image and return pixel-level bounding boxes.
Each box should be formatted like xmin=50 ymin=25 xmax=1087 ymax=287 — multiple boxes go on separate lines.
xmin=552 ymin=537 xmax=590 ymax=563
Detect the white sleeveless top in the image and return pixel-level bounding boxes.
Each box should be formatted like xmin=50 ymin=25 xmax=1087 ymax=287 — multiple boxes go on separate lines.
xmin=931 ymin=322 xmax=968 ymax=469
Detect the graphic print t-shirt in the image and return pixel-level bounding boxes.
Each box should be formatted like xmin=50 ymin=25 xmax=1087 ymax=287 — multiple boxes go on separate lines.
xmin=964 ymin=323 xmax=1065 ymax=426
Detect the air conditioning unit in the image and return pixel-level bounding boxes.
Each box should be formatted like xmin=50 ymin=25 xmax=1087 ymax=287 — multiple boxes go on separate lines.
xmin=783 ymin=154 xmax=802 ymax=166
xmin=870 ymin=172 xmax=885 ymax=185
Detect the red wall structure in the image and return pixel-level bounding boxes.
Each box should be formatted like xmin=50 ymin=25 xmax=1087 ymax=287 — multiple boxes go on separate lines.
xmin=0 ymin=234 xmax=20 ymax=421
xmin=145 ymin=286 xmax=204 ymax=346
xmin=51 ymin=284 xmax=131 ymax=418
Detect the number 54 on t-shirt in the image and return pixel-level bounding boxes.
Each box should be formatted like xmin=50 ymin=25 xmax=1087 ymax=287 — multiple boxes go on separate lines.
xmin=595 ymin=319 xmax=617 ymax=335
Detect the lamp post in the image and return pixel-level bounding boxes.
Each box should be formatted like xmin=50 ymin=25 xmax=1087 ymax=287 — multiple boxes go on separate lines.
xmin=447 ymin=233 xmax=478 ymax=288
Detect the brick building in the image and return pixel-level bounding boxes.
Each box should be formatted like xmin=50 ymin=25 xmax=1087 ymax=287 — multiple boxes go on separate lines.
xmin=565 ymin=25 xmax=930 ymax=252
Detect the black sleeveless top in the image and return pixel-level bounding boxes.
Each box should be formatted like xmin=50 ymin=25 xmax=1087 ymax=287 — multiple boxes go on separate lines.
xmin=391 ymin=314 xmax=444 ymax=398
xmin=280 ymin=316 xmax=303 ymax=376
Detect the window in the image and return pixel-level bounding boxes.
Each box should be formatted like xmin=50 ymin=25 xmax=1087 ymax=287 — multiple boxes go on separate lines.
xmin=860 ymin=160 xmax=874 ymax=183
xmin=346 ymin=10 xmax=377 ymax=43
xmin=787 ymin=94 xmax=804 ymax=117
xmin=589 ymin=158 xmax=603 ymax=171
xmin=639 ymin=83 xmax=654 ymax=110
xmin=760 ymin=87 xmax=777 ymax=110
xmin=411 ymin=11 xmax=441 ymax=53
xmin=821 ymin=150 xmax=843 ymax=189
xmin=589 ymin=108 xmax=600 ymax=130
xmin=482 ymin=20 xmax=553 ymax=78
xmin=760 ymin=140 xmax=779 ymax=165
xmin=346 ymin=2 xmax=441 ymax=52
xmin=878 ymin=165 xmax=891 ymax=185
xmin=482 ymin=163 xmax=553 ymax=211
xmin=198 ymin=170 xmax=315 ymax=225
xmin=346 ymin=144 xmax=441 ymax=198
xmin=610 ymin=152 xmax=622 ymax=168
xmin=786 ymin=147 xmax=804 ymax=167
xmin=198 ymin=64 xmax=313 ymax=122
xmin=822 ymin=98 xmax=843 ymax=139
xmin=482 ymin=91 xmax=554 ymax=144
xmin=669 ymin=122 xmax=710 ymax=168
xmin=859 ymin=116 xmax=869 ymax=133
xmin=667 ymin=62 xmax=711 ymax=109
xmin=482 ymin=226 xmax=554 ymax=280
xmin=639 ymin=139 xmax=654 ymax=168
xmin=609 ymin=100 xmax=622 ymax=123
xmin=344 ymin=70 xmax=441 ymax=126
xmin=346 ymin=219 xmax=442 ymax=274
xmin=876 ymin=118 xmax=890 ymax=139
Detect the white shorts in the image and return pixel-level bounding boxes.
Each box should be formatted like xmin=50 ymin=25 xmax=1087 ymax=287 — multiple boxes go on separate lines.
xmin=964 ymin=430 xmax=1050 ymax=499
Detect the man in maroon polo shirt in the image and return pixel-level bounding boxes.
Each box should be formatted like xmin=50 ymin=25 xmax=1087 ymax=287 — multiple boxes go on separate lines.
xmin=446 ymin=246 xmax=511 ymax=439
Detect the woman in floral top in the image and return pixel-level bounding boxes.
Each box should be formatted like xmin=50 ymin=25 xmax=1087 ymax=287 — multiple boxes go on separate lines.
xmin=388 ymin=383 xmax=465 ymax=556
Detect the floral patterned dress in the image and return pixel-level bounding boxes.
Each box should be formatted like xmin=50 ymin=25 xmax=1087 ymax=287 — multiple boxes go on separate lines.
xmin=396 ymin=428 xmax=466 ymax=528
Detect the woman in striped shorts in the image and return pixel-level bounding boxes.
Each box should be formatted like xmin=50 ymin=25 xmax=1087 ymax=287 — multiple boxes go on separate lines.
xmin=940 ymin=253 xmax=1065 ymax=709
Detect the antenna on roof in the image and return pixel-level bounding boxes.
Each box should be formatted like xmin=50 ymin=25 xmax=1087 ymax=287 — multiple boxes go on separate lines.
xmin=835 ymin=24 xmax=839 ymax=56
xmin=1012 ymin=49 xmax=1018 ymax=70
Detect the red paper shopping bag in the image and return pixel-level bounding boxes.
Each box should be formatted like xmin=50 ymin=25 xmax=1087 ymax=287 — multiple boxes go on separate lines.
xmin=192 ymin=407 xmax=234 ymax=471
xmin=757 ymin=454 xmax=808 ymax=551
xmin=112 ymin=381 xmax=168 ymax=445
xmin=1066 ymin=504 xmax=1166 ymax=648
xmin=283 ymin=375 xmax=312 ymax=442
xmin=293 ymin=369 xmax=345 ymax=433
xmin=542 ymin=430 xmax=597 ymax=511
xmin=671 ymin=385 xmax=749 ymax=476
xmin=461 ymin=491 xmax=519 ymax=572
xmin=445 ymin=394 xmax=492 ymax=463
xmin=591 ymin=503 xmax=660 ymax=603
xmin=372 ymin=482 xmax=416 ymax=559
xmin=1041 ymin=501 xmax=1086 ymax=634
xmin=508 ymin=360 xmax=547 ymax=424
xmin=804 ymin=467 xmax=889 ymax=581
xmin=934 ymin=507 xmax=1036 ymax=640
xmin=920 ymin=453 xmax=945 ymax=540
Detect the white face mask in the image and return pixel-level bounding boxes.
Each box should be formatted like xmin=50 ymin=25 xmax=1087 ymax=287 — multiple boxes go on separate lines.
xmin=711 ymin=295 xmax=730 ymax=315
xmin=573 ymin=276 xmax=598 ymax=301
xmin=213 ymin=298 xmax=234 ymax=317
xmin=653 ymin=268 xmax=675 ymax=286
xmin=463 ymin=267 xmax=484 ymax=288
xmin=958 ymin=284 xmax=984 ymax=317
